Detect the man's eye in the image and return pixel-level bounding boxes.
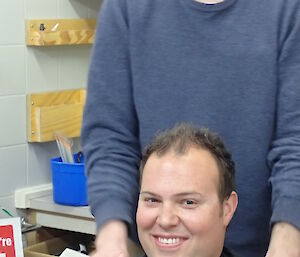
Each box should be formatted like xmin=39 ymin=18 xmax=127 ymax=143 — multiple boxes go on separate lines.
xmin=145 ymin=198 xmax=158 ymax=203
xmin=182 ymin=199 xmax=198 ymax=207
xmin=142 ymin=198 xmax=160 ymax=207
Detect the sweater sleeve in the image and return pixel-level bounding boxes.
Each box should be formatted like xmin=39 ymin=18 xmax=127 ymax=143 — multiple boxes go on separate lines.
xmin=81 ymin=0 xmax=140 ymax=240
xmin=267 ymin=3 xmax=300 ymax=230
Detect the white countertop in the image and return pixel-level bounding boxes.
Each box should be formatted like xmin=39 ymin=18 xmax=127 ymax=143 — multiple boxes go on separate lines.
xmin=15 ymin=185 xmax=96 ymax=235
xmin=30 ymin=194 xmax=96 ymax=234
xmin=29 ymin=194 xmax=93 ymax=219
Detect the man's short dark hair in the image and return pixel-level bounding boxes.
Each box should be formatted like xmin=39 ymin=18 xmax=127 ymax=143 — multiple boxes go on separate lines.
xmin=140 ymin=123 xmax=236 ymax=202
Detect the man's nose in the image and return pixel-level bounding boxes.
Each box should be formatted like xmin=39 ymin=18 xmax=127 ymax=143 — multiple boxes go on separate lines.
xmin=157 ymin=204 xmax=179 ymax=229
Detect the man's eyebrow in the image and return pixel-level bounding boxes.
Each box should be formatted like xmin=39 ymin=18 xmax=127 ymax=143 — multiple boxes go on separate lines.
xmin=173 ymin=192 xmax=204 ymax=198
xmin=140 ymin=191 xmax=160 ymax=197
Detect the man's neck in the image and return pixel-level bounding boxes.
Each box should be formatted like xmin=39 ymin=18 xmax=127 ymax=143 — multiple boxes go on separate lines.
xmin=194 ymin=0 xmax=224 ymax=4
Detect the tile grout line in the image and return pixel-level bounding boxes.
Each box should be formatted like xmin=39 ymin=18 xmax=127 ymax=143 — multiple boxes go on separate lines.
xmin=0 ymin=44 xmax=24 ymax=47
xmin=0 ymin=94 xmax=26 ymax=99
xmin=0 ymin=143 xmax=27 ymax=150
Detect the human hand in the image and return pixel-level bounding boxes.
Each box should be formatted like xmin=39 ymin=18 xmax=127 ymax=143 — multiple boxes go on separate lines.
xmin=90 ymin=220 xmax=129 ymax=257
xmin=265 ymin=222 xmax=300 ymax=257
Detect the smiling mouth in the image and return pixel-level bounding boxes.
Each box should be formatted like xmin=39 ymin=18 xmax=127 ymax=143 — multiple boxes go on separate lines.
xmin=153 ymin=235 xmax=187 ymax=249
xmin=158 ymin=237 xmax=180 ymax=244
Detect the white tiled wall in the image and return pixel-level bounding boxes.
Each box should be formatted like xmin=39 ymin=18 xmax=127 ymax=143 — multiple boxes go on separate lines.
xmin=0 ymin=0 xmax=102 ymax=218
xmin=26 ymin=47 xmax=60 ymax=93
xmin=0 ymin=145 xmax=27 ymax=196
xmin=58 ymin=46 xmax=91 ymax=89
xmin=25 ymin=2 xmax=57 ymax=19
xmin=0 ymin=0 xmax=25 ymax=45
xmin=27 ymin=142 xmax=59 ymax=186
xmin=0 ymin=96 xmax=27 ymax=146
xmin=58 ymin=1 xmax=89 ymax=18
xmin=0 ymin=47 xmax=26 ymax=96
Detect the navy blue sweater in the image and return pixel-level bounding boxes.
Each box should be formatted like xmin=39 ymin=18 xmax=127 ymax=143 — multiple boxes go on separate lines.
xmin=82 ymin=0 xmax=300 ymax=256
xmin=141 ymin=247 xmax=237 ymax=257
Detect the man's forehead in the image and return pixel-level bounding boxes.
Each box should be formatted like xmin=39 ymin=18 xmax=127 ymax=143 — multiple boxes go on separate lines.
xmin=147 ymin=146 xmax=218 ymax=169
xmin=150 ymin=145 xmax=215 ymax=160
xmin=142 ymin=148 xmax=220 ymax=192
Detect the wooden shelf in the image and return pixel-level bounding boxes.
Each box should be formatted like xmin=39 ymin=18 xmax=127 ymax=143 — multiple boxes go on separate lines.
xmin=27 ymin=89 xmax=86 ymax=142
xmin=26 ymin=19 xmax=96 ymax=46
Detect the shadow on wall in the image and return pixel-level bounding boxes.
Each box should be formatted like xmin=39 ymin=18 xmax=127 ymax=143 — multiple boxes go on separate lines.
xmin=71 ymin=0 xmax=103 ymax=18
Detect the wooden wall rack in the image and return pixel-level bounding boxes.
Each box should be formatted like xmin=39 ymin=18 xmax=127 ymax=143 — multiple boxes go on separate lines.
xmin=26 ymin=19 xmax=96 ymax=46
xmin=27 ymin=89 xmax=86 ymax=142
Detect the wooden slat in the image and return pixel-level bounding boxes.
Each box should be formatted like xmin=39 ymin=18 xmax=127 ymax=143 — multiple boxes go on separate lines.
xmin=29 ymin=89 xmax=83 ymax=107
xmin=26 ymin=19 xmax=96 ymax=46
xmin=27 ymin=89 xmax=86 ymax=142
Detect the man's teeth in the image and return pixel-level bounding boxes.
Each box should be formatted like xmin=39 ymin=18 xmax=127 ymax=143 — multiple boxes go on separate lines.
xmin=158 ymin=237 xmax=180 ymax=244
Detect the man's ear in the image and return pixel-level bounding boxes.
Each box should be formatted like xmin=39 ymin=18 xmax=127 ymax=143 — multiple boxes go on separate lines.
xmin=222 ymin=191 xmax=238 ymax=227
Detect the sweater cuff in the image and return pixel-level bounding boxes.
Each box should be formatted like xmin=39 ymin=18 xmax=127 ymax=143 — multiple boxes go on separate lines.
xmin=271 ymin=196 xmax=300 ymax=231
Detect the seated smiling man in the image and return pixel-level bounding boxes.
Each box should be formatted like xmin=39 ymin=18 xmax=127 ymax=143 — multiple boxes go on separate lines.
xmin=136 ymin=124 xmax=239 ymax=257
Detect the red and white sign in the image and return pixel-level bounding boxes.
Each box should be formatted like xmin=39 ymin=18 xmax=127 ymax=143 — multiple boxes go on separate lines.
xmin=0 ymin=218 xmax=23 ymax=257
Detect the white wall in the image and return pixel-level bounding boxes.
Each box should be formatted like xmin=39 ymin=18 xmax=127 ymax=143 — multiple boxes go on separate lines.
xmin=0 ymin=0 xmax=102 ymax=218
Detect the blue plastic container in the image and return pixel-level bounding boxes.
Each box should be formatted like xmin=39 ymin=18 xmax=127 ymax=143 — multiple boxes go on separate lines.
xmin=50 ymin=152 xmax=87 ymax=206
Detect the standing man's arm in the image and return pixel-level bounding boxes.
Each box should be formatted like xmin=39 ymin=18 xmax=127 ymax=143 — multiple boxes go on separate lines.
xmin=266 ymin=3 xmax=300 ymax=256
xmin=92 ymin=221 xmax=129 ymax=257
xmin=267 ymin=223 xmax=300 ymax=257
xmin=81 ymin=0 xmax=139 ymax=257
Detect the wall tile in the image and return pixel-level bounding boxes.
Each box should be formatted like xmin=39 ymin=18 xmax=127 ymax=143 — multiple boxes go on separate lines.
xmin=27 ymin=142 xmax=59 ymax=186
xmin=58 ymin=45 xmax=91 ymax=90
xmin=26 ymin=47 xmax=59 ymax=93
xmin=0 ymin=0 xmax=25 ymax=45
xmin=87 ymin=0 xmax=102 ymax=18
xmin=0 ymin=46 xmax=26 ymax=96
xmin=0 ymin=145 xmax=27 ymax=196
xmin=58 ymin=0 xmax=88 ymax=18
xmin=0 ymin=96 xmax=26 ymax=147
xmin=25 ymin=0 xmax=57 ymax=18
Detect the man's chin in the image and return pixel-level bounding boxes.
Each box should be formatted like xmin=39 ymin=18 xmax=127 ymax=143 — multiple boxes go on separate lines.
xmin=145 ymin=250 xmax=186 ymax=257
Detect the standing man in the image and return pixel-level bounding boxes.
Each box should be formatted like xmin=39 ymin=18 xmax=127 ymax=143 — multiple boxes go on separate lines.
xmin=81 ymin=0 xmax=300 ymax=256
xmin=136 ymin=124 xmax=239 ymax=257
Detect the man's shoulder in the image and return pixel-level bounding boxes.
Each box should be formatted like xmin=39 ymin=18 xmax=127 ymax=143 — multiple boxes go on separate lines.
xmin=222 ymin=247 xmax=240 ymax=257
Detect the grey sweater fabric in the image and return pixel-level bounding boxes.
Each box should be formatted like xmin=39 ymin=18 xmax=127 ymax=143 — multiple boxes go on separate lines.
xmin=81 ymin=0 xmax=300 ymax=256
